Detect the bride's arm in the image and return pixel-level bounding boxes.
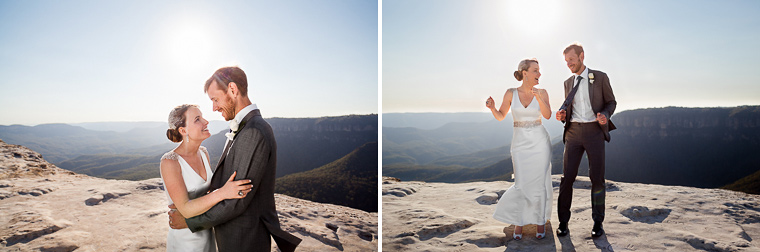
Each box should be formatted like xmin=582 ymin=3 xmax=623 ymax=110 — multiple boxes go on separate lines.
xmin=488 ymin=89 xmax=512 ymax=121
xmin=161 ymin=159 xmax=251 ymax=218
xmin=534 ymin=88 xmax=551 ymax=119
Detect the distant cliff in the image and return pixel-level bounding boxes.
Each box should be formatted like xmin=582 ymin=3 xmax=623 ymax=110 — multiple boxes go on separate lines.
xmin=269 ymin=115 xmax=378 ymax=133
xmin=551 ymin=106 xmax=760 ymax=189
xmin=205 ymin=114 xmax=378 ymax=178
xmin=613 ymin=106 xmax=760 ymax=138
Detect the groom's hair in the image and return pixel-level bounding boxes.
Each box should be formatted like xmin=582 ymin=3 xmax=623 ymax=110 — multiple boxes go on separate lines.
xmin=204 ymin=66 xmax=249 ymax=97
xmin=563 ymin=43 xmax=584 ymax=56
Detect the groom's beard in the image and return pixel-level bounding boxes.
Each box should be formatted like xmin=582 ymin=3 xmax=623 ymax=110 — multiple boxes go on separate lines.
xmin=222 ymin=95 xmax=236 ymax=121
xmin=571 ymin=63 xmax=583 ymax=75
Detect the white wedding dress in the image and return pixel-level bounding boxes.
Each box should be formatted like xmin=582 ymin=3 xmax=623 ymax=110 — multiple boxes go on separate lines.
xmin=160 ymin=146 xmax=217 ymax=252
xmin=493 ymin=89 xmax=553 ymax=226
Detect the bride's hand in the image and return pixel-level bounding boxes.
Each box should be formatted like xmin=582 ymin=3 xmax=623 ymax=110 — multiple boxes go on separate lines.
xmin=531 ymin=88 xmax=541 ymax=98
xmin=218 ymin=171 xmax=252 ymax=199
xmin=485 ymin=96 xmax=495 ymax=109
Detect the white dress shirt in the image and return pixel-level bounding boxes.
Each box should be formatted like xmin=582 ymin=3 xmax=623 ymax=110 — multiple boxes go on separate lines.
xmin=223 ymin=103 xmax=259 ymax=151
xmin=233 ymin=103 xmax=258 ymax=125
xmin=571 ymin=67 xmax=596 ymax=122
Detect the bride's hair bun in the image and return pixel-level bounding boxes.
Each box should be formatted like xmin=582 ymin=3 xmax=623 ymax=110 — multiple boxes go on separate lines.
xmin=166 ymin=129 xmax=183 ymax=143
xmin=515 ymin=58 xmax=539 ymax=82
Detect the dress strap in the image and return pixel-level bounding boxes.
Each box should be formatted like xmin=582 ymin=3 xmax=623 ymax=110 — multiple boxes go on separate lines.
xmin=512 ymin=88 xmax=519 ymax=102
xmin=161 ymin=151 xmax=179 ymax=161
xmin=199 ymin=146 xmax=209 ymax=159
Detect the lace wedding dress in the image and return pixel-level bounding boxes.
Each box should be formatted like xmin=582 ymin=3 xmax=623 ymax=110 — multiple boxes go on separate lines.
xmin=493 ymin=89 xmax=553 ymax=226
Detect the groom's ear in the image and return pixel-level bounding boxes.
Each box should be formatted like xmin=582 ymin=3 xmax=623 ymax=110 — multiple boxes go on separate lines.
xmin=579 ymin=52 xmax=585 ymax=62
xmin=228 ymin=82 xmax=239 ymax=97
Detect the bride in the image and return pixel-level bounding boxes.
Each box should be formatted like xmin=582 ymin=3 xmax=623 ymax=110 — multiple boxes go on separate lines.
xmin=160 ymin=104 xmax=252 ymax=252
xmin=486 ymin=58 xmax=553 ymax=240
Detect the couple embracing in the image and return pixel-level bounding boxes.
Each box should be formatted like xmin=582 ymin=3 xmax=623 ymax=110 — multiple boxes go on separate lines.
xmin=485 ymin=43 xmax=617 ymax=240
xmin=160 ymin=67 xmax=302 ymax=251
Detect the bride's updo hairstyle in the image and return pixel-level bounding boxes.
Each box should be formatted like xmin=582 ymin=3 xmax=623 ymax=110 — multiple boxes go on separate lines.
xmin=166 ymin=104 xmax=200 ymax=143
xmin=513 ymin=58 xmax=539 ymax=81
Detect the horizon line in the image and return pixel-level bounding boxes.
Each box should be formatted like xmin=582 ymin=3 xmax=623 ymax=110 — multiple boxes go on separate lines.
xmin=0 ymin=113 xmax=379 ymax=127
xmin=382 ymin=104 xmax=760 ymax=114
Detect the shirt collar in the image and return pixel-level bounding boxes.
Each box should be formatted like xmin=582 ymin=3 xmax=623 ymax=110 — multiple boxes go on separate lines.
xmin=574 ymin=66 xmax=589 ymax=80
xmin=234 ymin=103 xmax=258 ymax=123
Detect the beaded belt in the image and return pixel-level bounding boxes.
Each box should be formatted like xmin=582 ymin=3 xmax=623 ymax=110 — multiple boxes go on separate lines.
xmin=514 ymin=119 xmax=542 ymax=128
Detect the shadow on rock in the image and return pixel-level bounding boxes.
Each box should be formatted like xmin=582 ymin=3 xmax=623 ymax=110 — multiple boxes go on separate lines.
xmin=502 ymin=221 xmax=557 ymax=252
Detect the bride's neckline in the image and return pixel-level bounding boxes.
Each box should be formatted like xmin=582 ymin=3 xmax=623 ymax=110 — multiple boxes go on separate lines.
xmin=515 ymin=88 xmax=535 ymax=109
xmin=175 ymin=149 xmax=208 ymax=182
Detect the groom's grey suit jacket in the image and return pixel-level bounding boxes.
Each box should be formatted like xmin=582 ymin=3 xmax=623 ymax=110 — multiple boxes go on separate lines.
xmin=186 ymin=109 xmax=301 ymax=252
xmin=562 ymin=69 xmax=617 ymax=142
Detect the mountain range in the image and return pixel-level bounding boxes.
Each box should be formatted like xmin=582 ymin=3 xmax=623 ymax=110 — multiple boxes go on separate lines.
xmin=383 ymin=112 xmax=493 ymax=130
xmin=382 ymin=107 xmax=760 ymax=195
xmin=383 ymin=115 xmax=564 ymax=166
xmin=382 ymin=113 xmax=563 ymax=183
xmin=0 ymin=114 xmax=378 ymax=211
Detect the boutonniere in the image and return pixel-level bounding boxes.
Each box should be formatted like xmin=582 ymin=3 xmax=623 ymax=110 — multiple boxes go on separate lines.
xmin=588 ymin=72 xmax=595 ymax=84
xmin=224 ymin=119 xmax=247 ymax=141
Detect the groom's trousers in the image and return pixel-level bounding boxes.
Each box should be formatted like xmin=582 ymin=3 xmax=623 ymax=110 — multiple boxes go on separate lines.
xmin=558 ymin=122 xmax=606 ymax=224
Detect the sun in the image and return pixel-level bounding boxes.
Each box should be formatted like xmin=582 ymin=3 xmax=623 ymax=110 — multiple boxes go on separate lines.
xmin=506 ymin=0 xmax=562 ymax=35
xmin=164 ymin=21 xmax=217 ymax=68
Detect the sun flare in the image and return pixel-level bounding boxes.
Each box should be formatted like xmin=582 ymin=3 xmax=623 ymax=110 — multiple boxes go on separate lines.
xmin=506 ymin=0 xmax=562 ymax=34
xmin=165 ymin=21 xmax=217 ymax=68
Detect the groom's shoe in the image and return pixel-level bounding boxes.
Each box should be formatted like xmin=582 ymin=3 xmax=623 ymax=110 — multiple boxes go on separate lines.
xmin=591 ymin=222 xmax=604 ymax=237
xmin=556 ymin=222 xmax=569 ymax=237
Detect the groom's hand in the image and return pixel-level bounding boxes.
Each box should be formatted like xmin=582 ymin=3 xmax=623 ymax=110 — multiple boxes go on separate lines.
xmin=596 ymin=112 xmax=608 ymax=125
xmin=556 ymin=110 xmax=566 ymax=121
xmin=168 ymin=204 xmax=188 ymax=229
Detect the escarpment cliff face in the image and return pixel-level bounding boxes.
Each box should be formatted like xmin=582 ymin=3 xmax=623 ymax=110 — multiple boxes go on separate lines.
xmin=199 ymin=114 xmax=379 ymax=179
xmin=612 ymin=106 xmax=760 ymax=138
xmin=269 ymin=115 xmax=378 ymax=133
xmin=542 ymin=106 xmax=760 ymax=190
xmin=0 ymin=140 xmax=377 ymax=251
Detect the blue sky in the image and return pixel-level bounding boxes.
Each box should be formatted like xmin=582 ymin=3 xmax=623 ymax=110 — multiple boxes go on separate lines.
xmin=0 ymin=0 xmax=378 ymax=125
xmin=383 ymin=0 xmax=760 ymax=114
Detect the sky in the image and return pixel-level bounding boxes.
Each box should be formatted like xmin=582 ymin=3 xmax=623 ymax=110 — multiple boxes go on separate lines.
xmin=0 ymin=0 xmax=378 ymax=126
xmin=383 ymin=0 xmax=760 ymax=114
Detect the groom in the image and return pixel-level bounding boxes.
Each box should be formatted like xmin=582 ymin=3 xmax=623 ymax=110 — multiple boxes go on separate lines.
xmin=555 ymin=43 xmax=616 ymax=238
xmin=168 ymin=66 xmax=301 ymax=251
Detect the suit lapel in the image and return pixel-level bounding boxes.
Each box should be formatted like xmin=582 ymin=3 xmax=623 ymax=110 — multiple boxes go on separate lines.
xmin=216 ymin=139 xmax=232 ymax=171
xmin=211 ymin=109 xmax=262 ymax=182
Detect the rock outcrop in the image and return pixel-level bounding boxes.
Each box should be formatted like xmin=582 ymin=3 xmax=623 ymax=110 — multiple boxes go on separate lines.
xmin=0 ymin=140 xmax=377 ymax=251
xmin=382 ymin=176 xmax=760 ymax=251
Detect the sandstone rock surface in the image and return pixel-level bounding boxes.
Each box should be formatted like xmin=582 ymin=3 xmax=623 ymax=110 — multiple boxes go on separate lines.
xmin=382 ymin=176 xmax=760 ymax=251
xmin=0 ymin=140 xmax=377 ymax=251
